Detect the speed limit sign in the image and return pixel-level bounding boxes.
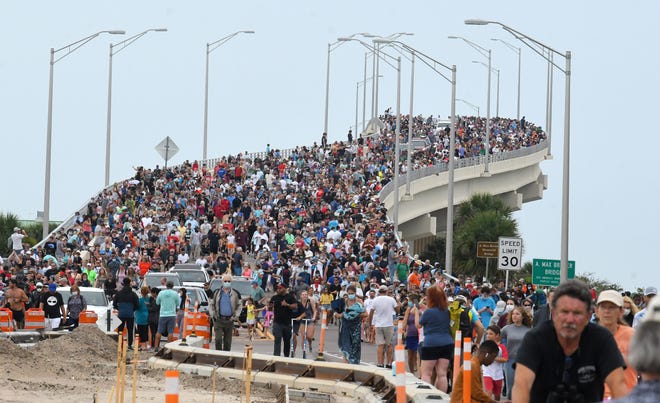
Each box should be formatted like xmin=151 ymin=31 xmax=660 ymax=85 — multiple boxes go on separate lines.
xmin=498 ymin=237 xmax=522 ymax=271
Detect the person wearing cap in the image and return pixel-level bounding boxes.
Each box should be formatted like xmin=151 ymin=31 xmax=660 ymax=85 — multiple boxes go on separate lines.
xmin=368 ymin=284 xmax=400 ymax=368
xmin=209 ymin=273 xmax=241 ymax=351
xmin=10 ymin=227 xmax=27 ymax=254
xmin=249 ymin=279 xmax=266 ymax=308
xmin=596 ymin=290 xmax=637 ymax=398
xmin=513 ymin=280 xmax=628 ymax=402
xmin=40 ymin=283 xmax=66 ymax=331
xmin=29 ymin=282 xmax=46 ymax=309
xmin=610 ymin=308 xmax=660 ymax=402
xmin=113 ymin=277 xmax=139 ymax=349
xmin=270 ymin=283 xmax=297 ymax=357
xmin=633 ymin=286 xmax=657 ymax=328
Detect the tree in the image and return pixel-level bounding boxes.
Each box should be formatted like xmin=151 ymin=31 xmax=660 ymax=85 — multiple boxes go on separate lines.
xmin=575 ymin=272 xmax=623 ymax=293
xmin=422 ymin=193 xmax=519 ymax=281
xmin=0 ymin=212 xmax=21 ymax=255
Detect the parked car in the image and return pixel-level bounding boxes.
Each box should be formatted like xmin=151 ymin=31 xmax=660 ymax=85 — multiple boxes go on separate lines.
xmin=140 ymin=272 xmax=181 ymax=289
xmin=57 ymin=286 xmax=119 ymax=332
xmin=209 ymin=276 xmax=253 ymax=299
xmin=169 ymin=265 xmax=210 ymax=288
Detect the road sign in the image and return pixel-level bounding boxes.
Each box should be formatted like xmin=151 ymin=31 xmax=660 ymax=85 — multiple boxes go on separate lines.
xmin=155 ymin=136 xmax=179 ymax=167
xmin=498 ymin=237 xmax=522 ymax=271
xmin=477 ymin=241 xmax=499 ymax=258
xmin=532 ymin=259 xmax=576 ymax=287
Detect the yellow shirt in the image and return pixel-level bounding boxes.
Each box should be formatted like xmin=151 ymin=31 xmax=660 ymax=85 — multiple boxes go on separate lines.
xmin=247 ymin=305 xmax=256 ymax=321
xmin=320 ymin=293 xmax=333 ymax=305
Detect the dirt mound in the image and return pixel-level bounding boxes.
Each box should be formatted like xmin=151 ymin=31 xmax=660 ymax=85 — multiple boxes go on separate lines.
xmin=32 ymin=325 xmax=119 ymax=361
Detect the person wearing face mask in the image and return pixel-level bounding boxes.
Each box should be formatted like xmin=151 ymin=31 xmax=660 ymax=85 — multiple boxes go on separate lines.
xmin=66 ymin=285 xmax=87 ymax=328
xmin=474 ymin=286 xmax=497 ymax=327
xmin=498 ymin=299 xmax=516 ymax=329
xmin=209 ymin=274 xmax=241 ymax=351
xmin=621 ymin=295 xmax=639 ymax=327
xmin=402 ymin=294 xmax=420 ymax=375
xmin=336 ymin=285 xmax=366 ymax=364
xmin=490 ymin=300 xmax=507 ymax=329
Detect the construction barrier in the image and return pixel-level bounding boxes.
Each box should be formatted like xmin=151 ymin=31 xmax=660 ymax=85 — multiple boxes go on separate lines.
xmin=183 ymin=311 xmax=211 ymax=349
xmin=316 ymin=308 xmax=327 ymax=360
xmin=24 ymin=308 xmax=46 ymax=330
xmin=463 ymin=337 xmax=472 ymax=403
xmin=395 ymin=319 xmax=406 ymax=403
xmin=452 ymin=330 xmax=462 ymax=385
xmin=0 ymin=308 xmax=14 ymax=332
xmin=165 ymin=370 xmax=179 ymax=403
xmin=79 ymin=310 xmax=98 ymax=325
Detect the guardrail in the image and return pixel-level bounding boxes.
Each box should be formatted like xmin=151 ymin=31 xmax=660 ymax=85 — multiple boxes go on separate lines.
xmin=379 ymin=140 xmax=548 ymax=200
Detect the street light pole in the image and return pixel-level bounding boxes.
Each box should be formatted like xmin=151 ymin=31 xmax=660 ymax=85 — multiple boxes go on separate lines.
xmin=491 ymin=38 xmax=521 ymax=120
xmin=448 ymin=36 xmax=491 ymax=173
xmin=203 ymin=30 xmax=254 ymax=161
xmin=43 ymin=30 xmax=125 ymax=239
xmin=405 ymin=51 xmax=415 ymax=198
xmin=371 ymin=38 xmax=457 ymax=274
xmin=105 ymin=28 xmax=167 ymax=187
xmin=456 ymin=98 xmax=480 ymax=117
xmin=472 ymin=61 xmax=500 ymax=118
xmin=466 ymin=18 xmax=572 ymax=283
xmin=362 ymin=53 xmax=368 ymax=133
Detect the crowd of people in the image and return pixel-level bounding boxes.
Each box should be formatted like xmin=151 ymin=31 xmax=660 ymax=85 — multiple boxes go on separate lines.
xmin=2 ymin=111 xmax=658 ymax=401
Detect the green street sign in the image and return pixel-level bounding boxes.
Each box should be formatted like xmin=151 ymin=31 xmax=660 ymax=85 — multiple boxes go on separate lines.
xmin=532 ymin=259 xmax=576 ymax=287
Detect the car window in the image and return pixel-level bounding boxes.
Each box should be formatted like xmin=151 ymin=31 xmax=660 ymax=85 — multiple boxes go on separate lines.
xmin=175 ymin=271 xmax=206 ymax=283
xmin=144 ymin=274 xmax=181 ymax=287
xmin=59 ymin=290 xmax=108 ymax=306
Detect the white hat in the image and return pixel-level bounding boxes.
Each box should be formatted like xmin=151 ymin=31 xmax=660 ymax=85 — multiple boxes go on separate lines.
xmin=597 ymin=290 xmax=623 ymax=307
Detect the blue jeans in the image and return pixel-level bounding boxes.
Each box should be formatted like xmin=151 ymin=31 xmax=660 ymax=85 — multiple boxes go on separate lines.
xmin=504 ymin=357 xmax=515 ymax=398
xmin=272 ymin=322 xmax=292 ymax=357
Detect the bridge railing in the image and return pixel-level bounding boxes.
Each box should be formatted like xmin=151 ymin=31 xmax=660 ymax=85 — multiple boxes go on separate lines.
xmin=379 ymin=140 xmax=548 ymax=200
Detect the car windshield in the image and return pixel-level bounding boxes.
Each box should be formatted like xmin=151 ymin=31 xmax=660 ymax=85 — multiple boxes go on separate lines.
xmin=59 ymin=290 xmax=108 ymax=306
xmin=144 ymin=275 xmax=181 ymax=288
xmin=175 ymin=271 xmax=206 ymax=283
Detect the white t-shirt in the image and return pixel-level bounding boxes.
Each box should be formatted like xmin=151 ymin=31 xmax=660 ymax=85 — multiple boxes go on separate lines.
xmin=371 ymin=295 xmax=397 ymax=328
xmin=11 ymin=233 xmax=24 ymax=250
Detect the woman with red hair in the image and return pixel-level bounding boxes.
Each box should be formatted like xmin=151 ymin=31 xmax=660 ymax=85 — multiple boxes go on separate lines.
xmin=416 ymin=285 xmax=453 ymax=392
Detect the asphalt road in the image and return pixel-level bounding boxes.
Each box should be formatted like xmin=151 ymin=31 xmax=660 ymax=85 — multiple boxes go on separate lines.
xmin=224 ymin=322 xmax=399 ymax=369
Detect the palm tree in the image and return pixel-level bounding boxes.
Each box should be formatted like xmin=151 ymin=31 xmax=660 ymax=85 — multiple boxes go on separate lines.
xmin=453 ymin=194 xmax=519 ymax=280
xmin=0 ymin=212 xmax=21 ymax=255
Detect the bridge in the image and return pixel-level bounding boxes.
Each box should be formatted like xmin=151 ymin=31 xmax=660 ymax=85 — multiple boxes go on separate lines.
xmin=380 ymin=141 xmax=549 ymax=254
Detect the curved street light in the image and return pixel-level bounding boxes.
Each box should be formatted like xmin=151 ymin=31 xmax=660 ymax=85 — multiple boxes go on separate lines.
xmin=105 ymin=28 xmax=167 ymax=187
xmin=456 ymin=98 xmax=480 ymax=117
xmin=203 ymin=30 xmax=255 ymax=161
xmin=472 ymin=60 xmax=499 ymax=117
xmin=448 ymin=35 xmax=492 ymax=174
xmin=43 ymin=30 xmax=125 ymax=239
xmin=491 ymin=38 xmax=521 ymax=120
xmin=466 ymin=18 xmax=572 ymax=284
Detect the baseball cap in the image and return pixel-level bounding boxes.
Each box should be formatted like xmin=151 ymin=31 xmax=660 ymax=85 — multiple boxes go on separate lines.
xmin=36 ymin=282 xmax=44 ymax=288
xmin=277 ymin=283 xmax=287 ymax=290
xmin=644 ymin=286 xmax=658 ymax=296
xmin=455 ymin=295 xmax=468 ymax=304
xmin=49 ymin=283 xmax=57 ymax=291
xmin=378 ymin=285 xmax=388 ymax=293
xmin=597 ymin=290 xmax=623 ymax=307
xmin=251 ymin=280 xmax=259 ymax=285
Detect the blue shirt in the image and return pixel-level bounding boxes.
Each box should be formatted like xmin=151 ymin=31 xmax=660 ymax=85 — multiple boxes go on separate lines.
xmin=156 ymin=289 xmax=181 ymax=318
xmin=473 ymin=296 xmax=496 ymax=327
xmin=219 ymin=289 xmax=232 ymax=317
xmin=419 ymin=307 xmax=453 ymax=347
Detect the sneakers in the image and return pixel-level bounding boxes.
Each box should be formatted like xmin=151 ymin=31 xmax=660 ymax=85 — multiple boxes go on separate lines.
xmin=376 ymin=364 xmax=384 ymax=368
xmin=385 ymin=364 xmax=392 ymax=369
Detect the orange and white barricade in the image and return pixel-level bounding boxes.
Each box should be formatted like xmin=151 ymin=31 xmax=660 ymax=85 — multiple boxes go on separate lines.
xmin=165 ymin=370 xmax=179 ymax=403
xmin=395 ymin=319 xmax=406 ymax=402
xmin=79 ymin=310 xmax=98 ymax=325
xmin=24 ymin=308 xmax=46 ymax=330
xmin=0 ymin=308 xmax=14 ymax=332
xmin=463 ymin=337 xmax=472 ymax=403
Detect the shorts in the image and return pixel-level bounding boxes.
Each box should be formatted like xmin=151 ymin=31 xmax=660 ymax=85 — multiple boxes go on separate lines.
xmin=484 ymin=377 xmax=503 ymax=395
xmin=157 ymin=316 xmax=176 ymax=335
xmin=405 ymin=335 xmax=419 ymax=351
xmin=420 ymin=344 xmax=453 ymax=361
xmin=375 ymin=326 xmax=394 ymax=345
xmin=247 ymin=318 xmax=255 ymax=325
xmin=10 ymin=309 xmax=25 ymax=323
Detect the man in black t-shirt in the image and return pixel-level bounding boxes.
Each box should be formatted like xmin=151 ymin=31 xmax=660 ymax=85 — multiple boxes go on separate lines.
xmin=270 ymin=283 xmax=296 ymax=357
xmin=513 ymin=280 xmax=628 ymax=402
xmin=39 ymin=283 xmax=66 ymax=330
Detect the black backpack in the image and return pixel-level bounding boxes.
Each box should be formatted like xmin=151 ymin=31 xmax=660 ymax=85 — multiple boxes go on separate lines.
xmin=458 ymin=307 xmax=474 ymax=339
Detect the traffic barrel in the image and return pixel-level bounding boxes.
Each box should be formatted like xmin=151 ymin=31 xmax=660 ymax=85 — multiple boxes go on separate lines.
xmin=463 ymin=337 xmax=472 ymax=403
xmin=452 ymin=330 xmax=462 ymax=385
xmin=316 ymin=308 xmax=327 ymax=360
xmin=24 ymin=308 xmax=45 ymax=330
xmin=165 ymin=370 xmax=179 ymax=403
xmin=0 ymin=308 xmax=14 ymax=332
xmin=395 ymin=319 xmax=406 ymax=402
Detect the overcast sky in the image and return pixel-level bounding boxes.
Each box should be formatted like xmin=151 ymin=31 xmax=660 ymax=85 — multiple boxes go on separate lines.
xmin=1 ymin=1 xmax=657 ymax=291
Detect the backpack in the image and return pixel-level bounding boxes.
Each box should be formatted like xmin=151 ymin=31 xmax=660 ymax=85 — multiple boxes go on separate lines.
xmin=449 ymin=300 xmax=474 ymax=339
